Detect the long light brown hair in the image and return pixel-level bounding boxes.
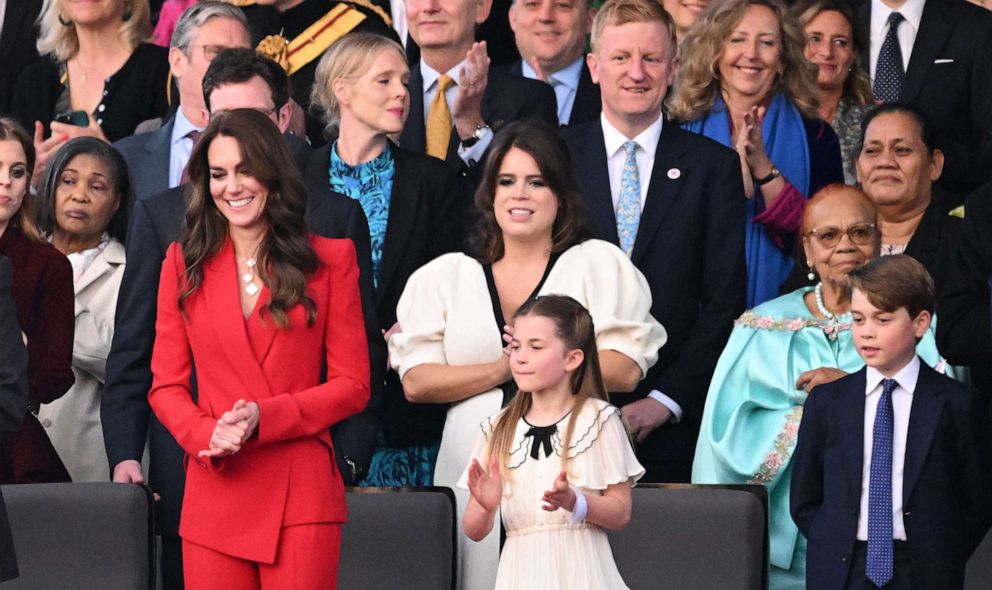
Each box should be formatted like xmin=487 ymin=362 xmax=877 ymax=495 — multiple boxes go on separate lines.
xmin=667 ymin=0 xmax=820 ymax=121
xmin=485 ymin=295 xmax=610 ymax=480
xmin=792 ymin=0 xmax=873 ymax=107
xmin=0 ymin=118 xmax=43 ymax=243
xmin=180 ymin=109 xmax=318 ymax=329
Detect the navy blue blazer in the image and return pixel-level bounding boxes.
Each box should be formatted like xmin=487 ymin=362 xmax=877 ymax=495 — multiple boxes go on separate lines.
xmin=561 ymin=119 xmax=747 ymax=478
xmin=791 ymin=363 xmax=992 ymax=590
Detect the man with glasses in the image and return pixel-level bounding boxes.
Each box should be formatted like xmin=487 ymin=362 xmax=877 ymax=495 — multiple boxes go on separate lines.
xmin=103 ymin=47 xmax=385 ymax=590
xmin=114 ymin=2 xmax=251 ymax=201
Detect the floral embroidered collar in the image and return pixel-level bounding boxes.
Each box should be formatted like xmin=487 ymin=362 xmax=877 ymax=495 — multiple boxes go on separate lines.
xmin=735 ymin=311 xmax=852 ymax=341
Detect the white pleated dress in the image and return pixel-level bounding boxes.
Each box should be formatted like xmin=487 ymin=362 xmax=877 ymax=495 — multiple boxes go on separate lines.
xmin=458 ymin=398 xmax=645 ymax=590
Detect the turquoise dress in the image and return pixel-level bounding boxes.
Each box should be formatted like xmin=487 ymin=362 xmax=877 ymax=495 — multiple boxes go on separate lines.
xmin=328 ymin=142 xmax=439 ymax=486
xmin=691 ymin=287 xmax=951 ymax=589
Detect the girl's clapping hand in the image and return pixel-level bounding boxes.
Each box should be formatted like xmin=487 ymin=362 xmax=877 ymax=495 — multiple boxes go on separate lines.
xmin=467 ymin=456 xmax=502 ymax=513
xmin=542 ymin=471 xmax=577 ymax=512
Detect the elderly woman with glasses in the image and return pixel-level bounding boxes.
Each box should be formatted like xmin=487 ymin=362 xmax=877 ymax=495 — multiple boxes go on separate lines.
xmin=692 ymin=184 xmax=953 ymax=589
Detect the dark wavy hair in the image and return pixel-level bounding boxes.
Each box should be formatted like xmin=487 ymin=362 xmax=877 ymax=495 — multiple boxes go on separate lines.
xmin=180 ymin=109 xmax=318 ymax=328
xmin=35 ymin=137 xmax=133 ymax=243
xmin=470 ymin=120 xmax=591 ymax=264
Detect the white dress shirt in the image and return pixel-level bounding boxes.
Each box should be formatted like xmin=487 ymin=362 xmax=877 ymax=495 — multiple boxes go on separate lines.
xmin=869 ymin=0 xmax=926 ymax=79
xmin=599 ymin=112 xmax=682 ymax=422
xmin=856 ymin=356 xmax=919 ymax=541
xmin=168 ymin=108 xmax=203 ymax=189
xmin=419 ymin=59 xmax=492 ymax=165
xmin=521 ymin=56 xmax=584 ymax=126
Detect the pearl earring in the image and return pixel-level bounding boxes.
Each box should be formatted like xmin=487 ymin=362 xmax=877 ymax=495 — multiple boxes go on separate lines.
xmin=806 ymin=262 xmax=815 ymax=281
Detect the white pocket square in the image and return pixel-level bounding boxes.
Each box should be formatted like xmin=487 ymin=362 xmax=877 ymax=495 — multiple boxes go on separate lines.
xmin=934 ymin=58 xmax=955 ymax=64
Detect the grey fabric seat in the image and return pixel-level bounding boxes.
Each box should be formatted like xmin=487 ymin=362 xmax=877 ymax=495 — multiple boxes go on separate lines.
xmin=0 ymin=482 xmax=154 ymax=589
xmin=966 ymin=527 xmax=992 ymax=590
xmin=608 ymin=484 xmax=768 ymax=590
xmin=340 ymin=487 xmax=456 ymax=590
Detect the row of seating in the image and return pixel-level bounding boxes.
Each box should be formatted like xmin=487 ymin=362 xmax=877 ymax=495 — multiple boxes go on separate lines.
xmin=1 ymin=483 xmax=990 ymax=589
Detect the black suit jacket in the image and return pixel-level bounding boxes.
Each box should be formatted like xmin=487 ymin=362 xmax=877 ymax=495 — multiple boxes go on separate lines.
xmin=858 ymin=0 xmax=992 ymax=197
xmin=302 ymin=142 xmax=461 ymax=446
xmin=101 ymin=184 xmax=384 ymax=537
xmin=502 ymin=59 xmax=601 ymax=127
xmin=0 ymin=255 xmax=25 ymax=582
xmin=0 ymin=0 xmax=41 ymax=114
xmin=561 ymin=120 xmax=747 ymax=477
xmin=791 ymin=364 xmax=992 ymax=590
xmin=937 ymin=181 xmax=992 ymax=409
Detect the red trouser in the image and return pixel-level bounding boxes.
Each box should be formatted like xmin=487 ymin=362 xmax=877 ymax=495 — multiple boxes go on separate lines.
xmin=182 ymin=523 xmax=341 ymax=589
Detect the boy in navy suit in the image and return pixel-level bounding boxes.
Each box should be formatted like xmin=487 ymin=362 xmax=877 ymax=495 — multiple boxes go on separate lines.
xmin=791 ymin=255 xmax=992 ymax=590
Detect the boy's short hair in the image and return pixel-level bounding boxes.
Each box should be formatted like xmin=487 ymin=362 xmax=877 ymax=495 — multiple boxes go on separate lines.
xmin=848 ymin=255 xmax=935 ymax=319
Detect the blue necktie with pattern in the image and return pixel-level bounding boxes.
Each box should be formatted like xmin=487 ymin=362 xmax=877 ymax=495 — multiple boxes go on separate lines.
xmin=616 ymin=141 xmax=641 ymax=256
xmin=867 ymin=377 xmax=897 ymax=587
xmin=873 ymin=12 xmax=906 ymax=103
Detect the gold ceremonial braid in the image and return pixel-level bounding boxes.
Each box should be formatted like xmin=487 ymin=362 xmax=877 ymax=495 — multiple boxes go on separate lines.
xmin=254 ymin=4 xmax=366 ymax=75
xmin=342 ymin=0 xmax=392 ymax=27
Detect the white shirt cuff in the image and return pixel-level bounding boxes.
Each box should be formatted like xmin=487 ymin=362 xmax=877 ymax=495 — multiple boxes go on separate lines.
xmin=456 ymin=127 xmax=493 ymax=165
xmin=648 ymin=390 xmax=683 ymax=423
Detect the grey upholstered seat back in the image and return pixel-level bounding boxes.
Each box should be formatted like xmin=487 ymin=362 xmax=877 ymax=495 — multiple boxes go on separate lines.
xmin=608 ymin=485 xmax=768 ymax=590
xmin=1 ymin=483 xmax=154 ymax=589
xmin=339 ymin=487 xmax=456 ymax=590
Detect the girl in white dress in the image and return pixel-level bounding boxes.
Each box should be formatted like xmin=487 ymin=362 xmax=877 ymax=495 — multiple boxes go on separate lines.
xmin=461 ymin=295 xmax=644 ymax=590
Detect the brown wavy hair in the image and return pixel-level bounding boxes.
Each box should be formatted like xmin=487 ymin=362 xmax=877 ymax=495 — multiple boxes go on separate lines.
xmin=792 ymin=0 xmax=873 ymax=107
xmin=667 ymin=0 xmax=821 ymax=122
xmin=485 ymin=295 xmax=612 ymax=481
xmin=470 ymin=120 xmax=591 ymax=264
xmin=0 ymin=118 xmax=43 ymax=242
xmin=179 ymin=109 xmax=318 ymax=329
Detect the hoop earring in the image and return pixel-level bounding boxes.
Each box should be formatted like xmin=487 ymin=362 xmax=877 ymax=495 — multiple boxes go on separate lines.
xmin=122 ymin=1 xmax=133 ymax=22
xmin=58 ymin=12 xmax=73 ymax=26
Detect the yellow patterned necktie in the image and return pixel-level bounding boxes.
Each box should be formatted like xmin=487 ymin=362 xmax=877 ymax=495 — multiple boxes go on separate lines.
xmin=426 ymin=75 xmax=455 ymax=159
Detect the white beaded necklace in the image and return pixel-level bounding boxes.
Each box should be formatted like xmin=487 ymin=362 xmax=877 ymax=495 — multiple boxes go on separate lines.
xmin=814 ymin=283 xmax=852 ymax=341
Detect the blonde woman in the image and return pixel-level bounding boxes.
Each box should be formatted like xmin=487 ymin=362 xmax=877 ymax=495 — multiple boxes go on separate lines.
xmin=305 ymin=32 xmax=462 ymax=487
xmin=12 ymin=0 xmax=169 ymax=176
xmin=669 ymin=0 xmax=843 ymax=307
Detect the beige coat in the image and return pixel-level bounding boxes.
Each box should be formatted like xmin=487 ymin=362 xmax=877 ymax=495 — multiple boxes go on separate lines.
xmin=37 ymin=239 xmax=125 ymax=481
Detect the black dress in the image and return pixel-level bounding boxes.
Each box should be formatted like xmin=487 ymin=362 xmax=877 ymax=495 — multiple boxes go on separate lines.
xmin=10 ymin=43 xmax=170 ymax=143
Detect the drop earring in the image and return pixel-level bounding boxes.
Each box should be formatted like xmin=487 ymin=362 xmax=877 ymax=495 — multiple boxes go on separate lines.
xmin=806 ymin=261 xmax=815 ymax=282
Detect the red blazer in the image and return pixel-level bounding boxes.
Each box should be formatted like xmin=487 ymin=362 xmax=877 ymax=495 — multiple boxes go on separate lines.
xmin=149 ymin=236 xmax=370 ymax=563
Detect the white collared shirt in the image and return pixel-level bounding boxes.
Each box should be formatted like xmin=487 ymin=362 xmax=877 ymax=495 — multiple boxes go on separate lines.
xmin=599 ymin=111 xmax=681 ymax=422
xmin=168 ymin=108 xmax=203 ymax=189
xmin=419 ymin=59 xmax=492 ymax=164
xmin=869 ymin=0 xmax=927 ymax=79
xmin=857 ymin=356 xmax=919 ymax=541
xmin=521 ymin=56 xmax=584 ymax=126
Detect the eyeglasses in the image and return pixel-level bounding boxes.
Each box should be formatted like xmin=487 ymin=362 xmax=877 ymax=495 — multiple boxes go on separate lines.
xmin=805 ymin=223 xmax=877 ymax=248
xmin=184 ymin=44 xmax=233 ymax=62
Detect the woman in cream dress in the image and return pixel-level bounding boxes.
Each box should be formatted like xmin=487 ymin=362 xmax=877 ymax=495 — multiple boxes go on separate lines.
xmin=389 ymin=122 xmax=666 ymax=590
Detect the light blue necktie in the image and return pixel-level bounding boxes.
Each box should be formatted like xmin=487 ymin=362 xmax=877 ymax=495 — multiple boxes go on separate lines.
xmin=867 ymin=378 xmax=897 ymax=587
xmin=616 ymin=141 xmax=641 ymax=256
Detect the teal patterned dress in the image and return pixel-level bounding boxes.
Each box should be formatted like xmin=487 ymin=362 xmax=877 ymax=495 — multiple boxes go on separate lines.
xmin=328 ymin=141 xmax=440 ymax=486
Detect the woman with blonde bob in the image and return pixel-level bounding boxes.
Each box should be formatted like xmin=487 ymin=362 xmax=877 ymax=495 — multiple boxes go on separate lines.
xmin=12 ymin=0 xmax=169 ymax=174
xmin=669 ymin=0 xmax=843 ymax=308
xmin=306 ymin=32 xmax=462 ymax=487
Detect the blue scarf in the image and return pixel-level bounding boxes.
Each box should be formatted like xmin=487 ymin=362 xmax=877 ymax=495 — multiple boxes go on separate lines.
xmin=682 ymin=93 xmax=810 ymax=308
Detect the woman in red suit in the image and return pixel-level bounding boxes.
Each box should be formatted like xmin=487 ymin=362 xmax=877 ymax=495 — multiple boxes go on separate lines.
xmin=149 ymin=108 xmax=370 ymax=589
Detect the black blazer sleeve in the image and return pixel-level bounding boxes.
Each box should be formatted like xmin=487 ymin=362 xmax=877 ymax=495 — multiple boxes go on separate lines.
xmin=0 ymin=256 xmax=27 ymax=440
xmin=805 ymin=117 xmax=844 ymax=196
xmin=101 ymin=196 xmax=168 ymax=470
xmin=936 ymin=184 xmax=992 ymax=367
xmin=790 ymin=386 xmax=827 ymax=537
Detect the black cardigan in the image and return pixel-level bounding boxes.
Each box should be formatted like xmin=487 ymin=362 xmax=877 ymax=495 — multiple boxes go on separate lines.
xmin=11 ymin=43 xmax=170 ymax=143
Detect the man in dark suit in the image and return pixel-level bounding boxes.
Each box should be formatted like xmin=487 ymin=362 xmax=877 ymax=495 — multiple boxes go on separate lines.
xmin=399 ymin=0 xmax=557 ymax=181
xmin=0 ymin=254 xmax=26 ymax=582
xmin=103 ymin=87 xmax=385 ymax=590
xmin=504 ymin=0 xmax=601 ymax=126
xmin=791 ymin=255 xmax=992 ymax=590
xmin=112 ymin=2 xmax=251 ymax=201
xmin=858 ymin=0 xmax=992 ymax=197
xmin=937 ymin=179 xmax=992 ymax=414
xmin=561 ymin=0 xmax=746 ymax=483
xmin=0 ymin=0 xmax=41 ymax=114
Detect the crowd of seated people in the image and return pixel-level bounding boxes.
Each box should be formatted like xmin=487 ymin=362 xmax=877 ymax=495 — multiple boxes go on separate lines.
xmin=1 ymin=0 xmax=992 ymax=588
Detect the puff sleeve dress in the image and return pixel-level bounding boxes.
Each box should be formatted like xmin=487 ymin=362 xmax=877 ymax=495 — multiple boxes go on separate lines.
xmin=459 ymin=398 xmax=644 ymax=589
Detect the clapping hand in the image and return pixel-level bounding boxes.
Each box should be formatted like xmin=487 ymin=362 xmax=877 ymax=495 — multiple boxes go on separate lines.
xmin=467 ymin=456 xmax=502 ymax=513
xmin=452 ymin=41 xmax=491 ymax=139
xmin=198 ymin=399 xmax=260 ymax=459
xmin=542 ymin=470 xmax=577 ymax=512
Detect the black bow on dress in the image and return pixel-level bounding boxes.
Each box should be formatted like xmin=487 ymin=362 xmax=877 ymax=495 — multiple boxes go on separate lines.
xmin=525 ymin=425 xmax=557 ymax=460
